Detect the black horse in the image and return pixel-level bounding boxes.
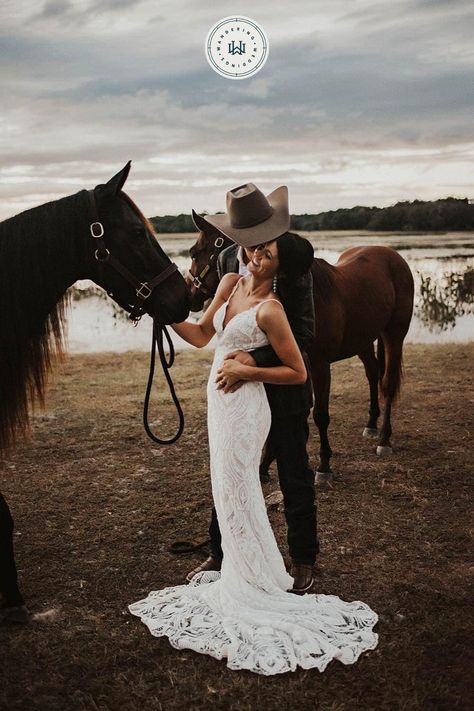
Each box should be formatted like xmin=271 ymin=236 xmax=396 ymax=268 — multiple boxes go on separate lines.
xmin=0 ymin=162 xmax=191 ymax=621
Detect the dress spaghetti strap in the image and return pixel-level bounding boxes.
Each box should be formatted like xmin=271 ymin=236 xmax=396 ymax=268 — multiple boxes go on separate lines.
xmin=255 ymin=298 xmax=284 ymax=312
xmin=257 ymin=298 xmax=282 ymax=306
xmin=228 ymin=277 xmax=243 ymax=301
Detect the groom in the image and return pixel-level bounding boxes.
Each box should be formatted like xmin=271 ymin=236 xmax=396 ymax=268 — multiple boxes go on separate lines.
xmin=188 ymin=184 xmax=319 ymax=593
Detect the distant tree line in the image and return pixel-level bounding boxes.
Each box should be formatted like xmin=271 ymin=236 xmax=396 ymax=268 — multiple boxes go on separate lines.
xmin=150 ymin=197 xmax=474 ymax=233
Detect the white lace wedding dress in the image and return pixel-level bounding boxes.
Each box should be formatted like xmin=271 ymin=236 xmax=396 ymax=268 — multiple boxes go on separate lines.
xmin=129 ymin=295 xmax=378 ymax=675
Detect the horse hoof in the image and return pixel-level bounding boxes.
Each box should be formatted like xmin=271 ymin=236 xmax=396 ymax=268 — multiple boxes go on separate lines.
xmin=315 ymin=471 xmax=333 ymax=485
xmin=376 ymin=445 xmax=393 ymax=457
xmin=0 ymin=605 xmax=29 ymax=625
xmin=363 ymin=427 xmax=378 ymax=438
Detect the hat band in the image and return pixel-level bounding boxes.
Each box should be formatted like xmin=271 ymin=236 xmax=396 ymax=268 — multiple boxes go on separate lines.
xmin=230 ymin=205 xmax=274 ymax=229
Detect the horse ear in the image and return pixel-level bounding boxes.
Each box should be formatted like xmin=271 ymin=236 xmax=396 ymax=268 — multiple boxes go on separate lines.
xmin=101 ymin=161 xmax=132 ymax=195
xmin=192 ymin=209 xmax=220 ymax=235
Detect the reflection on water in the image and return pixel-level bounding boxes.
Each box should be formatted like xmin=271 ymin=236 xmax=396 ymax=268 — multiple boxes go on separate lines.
xmin=66 ymin=231 xmax=474 ymax=352
xmin=417 ymin=268 xmax=473 ymax=332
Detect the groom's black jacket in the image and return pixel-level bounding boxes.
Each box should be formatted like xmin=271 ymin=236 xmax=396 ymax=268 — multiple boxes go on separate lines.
xmin=217 ymin=243 xmax=314 ymax=417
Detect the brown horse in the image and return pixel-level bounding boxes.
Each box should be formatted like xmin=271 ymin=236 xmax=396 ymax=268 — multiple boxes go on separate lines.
xmin=0 ymin=163 xmax=190 ymax=620
xmin=187 ymin=227 xmax=233 ymax=311
xmin=186 ymin=224 xmax=414 ymax=481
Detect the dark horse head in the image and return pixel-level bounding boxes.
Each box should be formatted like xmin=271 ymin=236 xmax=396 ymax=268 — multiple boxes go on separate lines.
xmin=0 ymin=162 xmax=190 ymax=449
xmin=86 ymin=162 xmax=190 ymax=324
xmin=186 ymin=210 xmax=233 ymax=311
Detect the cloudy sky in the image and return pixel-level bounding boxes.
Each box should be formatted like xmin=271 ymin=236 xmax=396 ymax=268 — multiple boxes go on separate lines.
xmin=1 ymin=0 xmax=473 ymax=220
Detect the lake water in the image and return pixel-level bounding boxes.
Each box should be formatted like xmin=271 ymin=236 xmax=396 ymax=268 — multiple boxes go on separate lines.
xmin=67 ymin=231 xmax=474 ymax=353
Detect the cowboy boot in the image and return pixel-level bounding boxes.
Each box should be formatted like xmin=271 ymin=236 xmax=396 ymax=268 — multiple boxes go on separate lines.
xmin=289 ymin=562 xmax=315 ymax=594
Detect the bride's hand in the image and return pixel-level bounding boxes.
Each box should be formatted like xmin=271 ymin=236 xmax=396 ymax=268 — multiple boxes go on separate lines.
xmin=216 ymin=360 xmax=248 ymax=393
xmin=215 ymin=374 xmax=243 ymax=393
xmin=216 ymin=351 xmax=256 ymax=393
xmin=218 ymin=359 xmax=247 ymax=379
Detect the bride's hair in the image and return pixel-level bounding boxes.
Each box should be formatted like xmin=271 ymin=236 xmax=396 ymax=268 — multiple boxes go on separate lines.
xmin=275 ymin=232 xmax=314 ymax=283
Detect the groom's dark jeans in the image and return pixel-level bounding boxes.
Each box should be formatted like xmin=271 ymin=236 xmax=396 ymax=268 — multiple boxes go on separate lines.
xmin=209 ymin=412 xmax=319 ymax=565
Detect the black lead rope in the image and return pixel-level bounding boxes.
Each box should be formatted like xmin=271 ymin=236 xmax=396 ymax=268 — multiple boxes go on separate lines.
xmin=143 ymin=321 xmax=211 ymax=555
xmin=143 ymin=322 xmax=210 ymax=555
xmin=143 ymin=320 xmax=185 ymax=445
xmin=168 ymin=539 xmax=210 ymax=555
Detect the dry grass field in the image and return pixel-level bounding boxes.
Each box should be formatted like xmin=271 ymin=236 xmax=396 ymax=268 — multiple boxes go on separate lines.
xmin=1 ymin=343 xmax=472 ymax=710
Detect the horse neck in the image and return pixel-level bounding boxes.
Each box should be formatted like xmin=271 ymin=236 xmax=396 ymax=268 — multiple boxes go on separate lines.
xmin=311 ymin=258 xmax=337 ymax=304
xmin=0 ymin=189 xmax=93 ymax=450
xmin=0 ymin=190 xmax=89 ymax=318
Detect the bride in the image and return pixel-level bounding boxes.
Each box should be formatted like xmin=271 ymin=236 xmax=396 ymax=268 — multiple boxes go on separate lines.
xmin=129 ymin=184 xmax=378 ymax=675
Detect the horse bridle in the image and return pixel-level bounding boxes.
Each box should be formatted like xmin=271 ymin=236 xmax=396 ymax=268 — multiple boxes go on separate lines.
xmin=86 ymin=188 xmax=185 ymax=445
xmin=86 ymin=189 xmax=178 ymax=323
xmin=189 ymin=236 xmax=226 ymax=298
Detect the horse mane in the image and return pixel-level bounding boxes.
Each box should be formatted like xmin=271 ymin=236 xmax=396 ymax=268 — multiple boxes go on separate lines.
xmin=0 ymin=191 xmax=87 ymax=451
xmin=121 ymin=193 xmax=158 ymax=238
xmin=311 ymin=257 xmax=337 ymax=302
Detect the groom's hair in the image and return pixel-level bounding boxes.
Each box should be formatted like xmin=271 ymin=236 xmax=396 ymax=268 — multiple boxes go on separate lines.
xmin=275 ymin=232 xmax=314 ymax=282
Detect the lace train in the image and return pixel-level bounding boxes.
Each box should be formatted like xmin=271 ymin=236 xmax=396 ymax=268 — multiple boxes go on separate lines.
xmin=129 ymin=572 xmax=378 ymax=675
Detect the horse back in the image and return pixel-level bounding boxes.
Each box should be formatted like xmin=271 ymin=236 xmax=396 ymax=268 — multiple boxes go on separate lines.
xmin=310 ymin=246 xmax=414 ymax=362
xmin=335 ymin=245 xmax=414 ymax=302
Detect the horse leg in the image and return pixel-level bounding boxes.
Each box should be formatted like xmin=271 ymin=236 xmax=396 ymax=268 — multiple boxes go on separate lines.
xmin=311 ymin=360 xmax=333 ymax=484
xmin=0 ymin=492 xmax=27 ymax=623
xmin=377 ymin=329 xmax=405 ymax=457
xmin=359 ymin=342 xmax=380 ymax=439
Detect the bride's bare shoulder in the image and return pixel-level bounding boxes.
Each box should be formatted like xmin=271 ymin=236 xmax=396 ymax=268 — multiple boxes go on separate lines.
xmin=216 ymin=273 xmax=242 ymax=300
xmin=256 ymin=298 xmax=286 ymax=329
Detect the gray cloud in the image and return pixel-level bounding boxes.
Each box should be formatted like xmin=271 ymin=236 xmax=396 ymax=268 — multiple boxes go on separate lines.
xmin=34 ymin=0 xmax=149 ymax=24
xmin=39 ymin=1 xmax=71 ymax=19
xmin=0 ymin=0 xmax=473 ymax=219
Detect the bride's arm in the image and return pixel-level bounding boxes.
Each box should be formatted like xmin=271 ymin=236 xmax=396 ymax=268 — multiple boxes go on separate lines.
xmin=217 ymin=301 xmax=307 ymax=384
xmin=171 ymin=273 xmax=240 ymax=347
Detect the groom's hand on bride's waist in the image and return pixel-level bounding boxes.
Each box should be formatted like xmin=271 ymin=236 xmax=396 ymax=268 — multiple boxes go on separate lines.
xmin=216 ymin=351 xmax=256 ymax=394
xmin=225 ymin=350 xmax=256 ymax=367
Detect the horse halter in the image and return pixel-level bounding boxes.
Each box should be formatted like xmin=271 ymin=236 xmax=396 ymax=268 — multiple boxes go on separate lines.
xmin=86 ymin=189 xmax=178 ymax=323
xmin=189 ymin=236 xmax=226 ymax=298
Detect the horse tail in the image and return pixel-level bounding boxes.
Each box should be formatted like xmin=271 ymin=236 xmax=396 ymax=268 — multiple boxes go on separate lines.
xmin=378 ymin=251 xmax=413 ymax=404
xmin=377 ymin=338 xmax=385 ymax=389
xmin=378 ymin=334 xmax=404 ymax=402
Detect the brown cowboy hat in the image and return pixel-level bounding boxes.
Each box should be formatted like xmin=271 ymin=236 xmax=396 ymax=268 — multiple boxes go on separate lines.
xmin=192 ymin=183 xmax=290 ymax=247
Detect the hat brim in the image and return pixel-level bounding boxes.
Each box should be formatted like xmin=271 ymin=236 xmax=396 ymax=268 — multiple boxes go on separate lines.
xmin=197 ymin=186 xmax=290 ymax=248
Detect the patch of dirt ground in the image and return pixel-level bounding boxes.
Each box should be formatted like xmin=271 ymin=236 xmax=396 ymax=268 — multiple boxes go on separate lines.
xmin=0 ymin=343 xmax=473 ymax=711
